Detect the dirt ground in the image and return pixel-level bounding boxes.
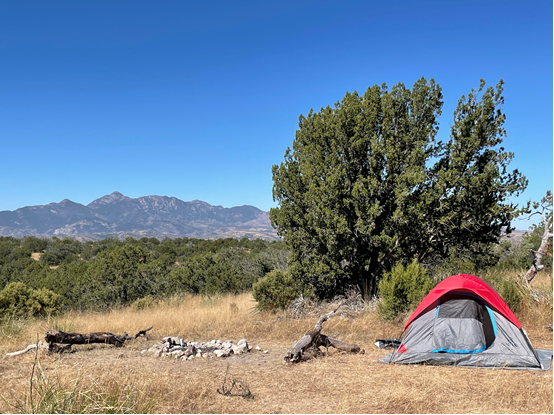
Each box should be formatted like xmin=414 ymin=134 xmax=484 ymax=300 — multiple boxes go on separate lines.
xmin=1 ymin=329 xmax=552 ymax=414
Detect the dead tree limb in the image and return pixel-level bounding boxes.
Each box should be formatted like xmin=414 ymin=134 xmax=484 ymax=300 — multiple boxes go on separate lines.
xmin=134 ymin=325 xmax=153 ymax=339
xmin=284 ymin=304 xmax=342 ymax=363
xmin=44 ymin=325 xmax=153 ymax=350
xmin=45 ymin=330 xmax=128 ymax=347
xmin=284 ymin=304 xmax=364 ymax=363
xmin=521 ymin=192 xmax=553 ymax=284
xmin=314 ymin=334 xmax=364 ymax=354
xmin=6 ymin=341 xmax=48 ymax=357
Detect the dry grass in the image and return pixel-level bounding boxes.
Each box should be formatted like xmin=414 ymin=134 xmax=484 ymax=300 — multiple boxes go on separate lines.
xmin=0 ymin=276 xmax=552 ymax=414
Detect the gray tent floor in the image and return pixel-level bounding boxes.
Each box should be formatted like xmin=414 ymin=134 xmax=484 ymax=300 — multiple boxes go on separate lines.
xmin=378 ymin=349 xmax=553 ymax=371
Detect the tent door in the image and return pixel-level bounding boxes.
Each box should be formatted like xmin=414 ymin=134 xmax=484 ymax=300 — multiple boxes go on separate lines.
xmin=431 ymin=298 xmax=486 ymax=353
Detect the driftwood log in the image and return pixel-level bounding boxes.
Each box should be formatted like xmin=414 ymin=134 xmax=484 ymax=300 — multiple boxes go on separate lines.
xmin=284 ymin=304 xmax=364 ymax=363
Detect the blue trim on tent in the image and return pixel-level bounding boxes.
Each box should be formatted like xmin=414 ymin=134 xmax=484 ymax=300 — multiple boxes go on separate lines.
xmin=486 ymin=305 xmax=497 ymax=337
xmin=431 ymin=345 xmax=487 ymax=354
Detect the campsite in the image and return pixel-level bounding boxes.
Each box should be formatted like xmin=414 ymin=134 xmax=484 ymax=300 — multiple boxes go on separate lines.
xmin=0 ymin=2 xmax=552 ymax=414
xmin=0 ymin=271 xmax=552 ymax=414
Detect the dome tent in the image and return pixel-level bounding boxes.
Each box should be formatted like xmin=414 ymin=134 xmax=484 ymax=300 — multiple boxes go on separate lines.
xmin=379 ymin=274 xmax=552 ymax=370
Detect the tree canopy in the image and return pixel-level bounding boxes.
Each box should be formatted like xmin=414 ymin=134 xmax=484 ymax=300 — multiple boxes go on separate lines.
xmin=270 ymin=78 xmax=527 ymax=299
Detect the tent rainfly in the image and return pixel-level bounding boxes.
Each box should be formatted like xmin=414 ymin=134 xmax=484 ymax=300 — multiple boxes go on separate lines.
xmin=379 ymin=274 xmax=552 ymax=370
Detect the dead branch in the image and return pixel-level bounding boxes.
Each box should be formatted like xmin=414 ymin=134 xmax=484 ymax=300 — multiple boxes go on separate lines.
xmin=521 ymin=192 xmax=553 ymax=284
xmin=284 ymin=303 xmax=364 ymax=363
xmin=133 ymin=325 xmax=153 ymax=339
xmin=217 ymin=364 xmax=254 ymax=400
xmin=6 ymin=342 xmax=47 ymax=357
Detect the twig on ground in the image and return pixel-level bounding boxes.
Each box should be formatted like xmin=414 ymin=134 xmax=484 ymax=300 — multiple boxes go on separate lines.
xmin=217 ymin=364 xmax=254 ymax=400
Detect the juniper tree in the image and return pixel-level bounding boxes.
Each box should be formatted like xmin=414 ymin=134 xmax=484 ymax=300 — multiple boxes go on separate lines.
xmin=270 ymin=78 xmax=527 ymax=298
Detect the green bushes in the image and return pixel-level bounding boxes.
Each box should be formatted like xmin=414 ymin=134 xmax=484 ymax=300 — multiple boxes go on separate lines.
xmin=377 ymin=260 xmax=434 ymax=320
xmin=252 ymin=270 xmax=310 ymax=311
xmin=481 ymin=273 xmax=523 ymax=312
xmin=0 ymin=282 xmax=61 ymax=318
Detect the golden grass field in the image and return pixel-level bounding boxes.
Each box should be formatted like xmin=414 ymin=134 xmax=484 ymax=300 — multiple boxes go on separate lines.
xmin=0 ymin=272 xmax=552 ymax=414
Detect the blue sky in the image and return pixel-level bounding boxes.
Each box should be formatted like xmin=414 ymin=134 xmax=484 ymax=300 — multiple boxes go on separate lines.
xmin=0 ymin=0 xmax=551 ymax=230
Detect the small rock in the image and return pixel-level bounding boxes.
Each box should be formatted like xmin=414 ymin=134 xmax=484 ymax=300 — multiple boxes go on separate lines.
xmin=263 ymin=350 xmax=269 ymax=354
xmin=188 ymin=355 xmax=195 ymax=360
xmin=214 ymin=349 xmax=231 ymax=358
xmin=141 ymin=349 xmax=147 ymax=354
xmin=255 ymin=345 xmax=262 ymax=351
xmin=237 ymin=338 xmax=247 ymax=347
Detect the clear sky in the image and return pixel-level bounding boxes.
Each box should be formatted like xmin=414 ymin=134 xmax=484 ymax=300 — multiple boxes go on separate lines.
xmin=0 ymin=0 xmax=551 ymax=230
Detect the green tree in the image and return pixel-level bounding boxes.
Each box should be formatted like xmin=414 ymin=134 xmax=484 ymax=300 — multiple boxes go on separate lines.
xmin=271 ymin=78 xmax=527 ymax=298
xmin=82 ymin=244 xmax=153 ymax=308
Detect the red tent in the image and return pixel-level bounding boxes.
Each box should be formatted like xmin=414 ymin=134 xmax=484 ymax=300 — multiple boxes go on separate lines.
xmin=404 ymin=274 xmax=521 ymax=330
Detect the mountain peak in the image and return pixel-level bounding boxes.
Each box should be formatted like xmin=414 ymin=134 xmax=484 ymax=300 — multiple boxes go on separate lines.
xmin=88 ymin=191 xmax=130 ymax=207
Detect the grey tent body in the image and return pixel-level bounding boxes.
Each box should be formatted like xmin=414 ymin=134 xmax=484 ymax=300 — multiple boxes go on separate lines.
xmin=379 ymin=275 xmax=552 ymax=370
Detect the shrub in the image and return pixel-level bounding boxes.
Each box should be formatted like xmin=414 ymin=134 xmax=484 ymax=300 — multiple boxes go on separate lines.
xmin=0 ymin=282 xmax=61 ymax=318
xmin=252 ymin=270 xmax=311 ymax=311
xmin=377 ymin=259 xmax=434 ymax=320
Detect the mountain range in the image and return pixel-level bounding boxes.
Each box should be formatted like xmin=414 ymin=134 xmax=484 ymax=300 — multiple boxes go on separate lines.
xmin=0 ymin=192 xmax=278 ymax=241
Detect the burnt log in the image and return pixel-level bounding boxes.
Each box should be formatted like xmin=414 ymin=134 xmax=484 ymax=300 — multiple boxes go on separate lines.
xmin=48 ymin=343 xmax=73 ymax=354
xmin=45 ymin=326 xmax=153 ymax=348
xmin=45 ymin=330 xmax=128 ymax=347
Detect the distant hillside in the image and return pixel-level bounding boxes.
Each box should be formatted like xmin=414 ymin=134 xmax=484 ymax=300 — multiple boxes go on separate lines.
xmin=0 ymin=192 xmax=278 ymax=241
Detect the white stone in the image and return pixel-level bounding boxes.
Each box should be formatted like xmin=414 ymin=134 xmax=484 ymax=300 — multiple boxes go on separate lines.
xmin=237 ymin=338 xmax=247 ymax=346
xmin=214 ymin=349 xmax=231 ymax=358
xmin=255 ymin=345 xmax=262 ymax=351
xmin=263 ymin=350 xmax=269 ymax=354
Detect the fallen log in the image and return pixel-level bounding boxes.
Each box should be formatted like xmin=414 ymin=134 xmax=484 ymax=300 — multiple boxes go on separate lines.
xmin=284 ymin=304 xmax=364 ymax=363
xmin=45 ymin=330 xmax=128 ymax=347
xmin=7 ymin=326 xmax=153 ymax=357
xmin=44 ymin=326 xmax=154 ymax=351
xmin=44 ymin=326 xmax=153 ymax=347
